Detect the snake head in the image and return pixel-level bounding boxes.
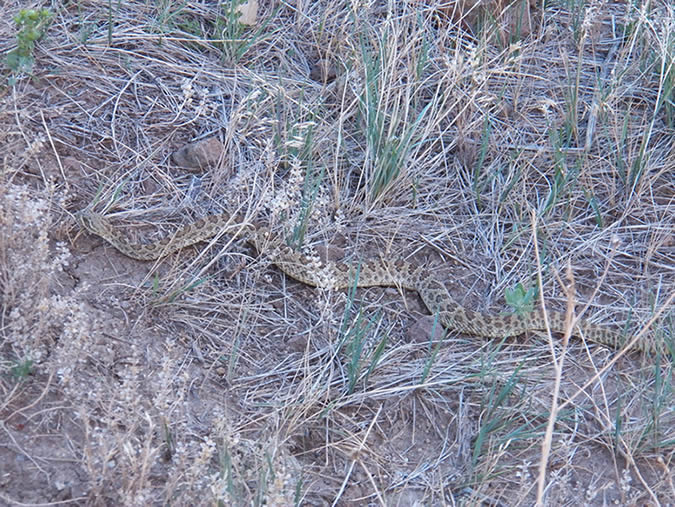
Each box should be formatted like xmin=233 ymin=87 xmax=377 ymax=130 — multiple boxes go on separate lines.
xmin=76 ymin=211 xmax=110 ymax=236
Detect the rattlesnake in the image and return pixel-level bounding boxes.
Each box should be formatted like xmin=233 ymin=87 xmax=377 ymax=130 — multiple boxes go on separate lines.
xmin=77 ymin=210 xmax=656 ymax=354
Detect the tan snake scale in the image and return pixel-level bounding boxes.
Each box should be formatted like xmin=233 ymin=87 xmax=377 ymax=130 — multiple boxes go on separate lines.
xmin=78 ymin=210 xmax=658 ymax=354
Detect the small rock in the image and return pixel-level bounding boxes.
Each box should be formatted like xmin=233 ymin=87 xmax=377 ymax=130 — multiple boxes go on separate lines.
xmin=407 ymin=315 xmax=445 ymax=344
xmin=172 ymin=137 xmax=225 ymax=171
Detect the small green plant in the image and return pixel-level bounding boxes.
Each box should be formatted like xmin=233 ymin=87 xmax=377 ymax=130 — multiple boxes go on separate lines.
xmin=336 ymin=264 xmax=388 ymax=394
xmin=583 ymin=188 xmax=605 ymax=228
xmin=10 ymin=359 xmax=33 ymax=380
xmin=287 ymin=121 xmax=325 ymax=249
xmin=342 ymin=308 xmax=386 ymax=395
xmin=5 ymin=8 xmax=52 ymax=81
xmin=540 ymin=127 xmax=581 ymax=217
xmin=214 ymin=0 xmax=247 ymax=57
xmin=472 ymin=359 xmax=524 ymax=468
xmin=504 ymin=282 xmax=537 ymax=315
xmin=151 ymin=0 xmax=189 ymax=45
xmin=212 ymin=1 xmax=275 ymax=64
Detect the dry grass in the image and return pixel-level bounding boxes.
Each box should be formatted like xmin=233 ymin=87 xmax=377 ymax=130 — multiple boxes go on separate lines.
xmin=1 ymin=0 xmax=673 ymax=505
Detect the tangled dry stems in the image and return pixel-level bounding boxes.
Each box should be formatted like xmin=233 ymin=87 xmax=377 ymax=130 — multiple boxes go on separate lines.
xmin=1 ymin=0 xmax=673 ymax=505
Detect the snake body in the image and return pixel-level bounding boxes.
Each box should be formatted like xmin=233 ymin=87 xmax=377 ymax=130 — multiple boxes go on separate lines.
xmin=78 ymin=211 xmax=656 ymax=353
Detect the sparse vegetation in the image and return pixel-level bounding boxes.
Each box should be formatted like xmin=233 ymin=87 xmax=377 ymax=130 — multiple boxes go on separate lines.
xmin=505 ymin=282 xmax=538 ymax=315
xmin=4 ymin=7 xmax=51 ymax=82
xmin=0 ymin=0 xmax=672 ymax=505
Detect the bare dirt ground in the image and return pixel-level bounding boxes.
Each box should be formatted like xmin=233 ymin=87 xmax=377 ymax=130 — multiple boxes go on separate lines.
xmin=1 ymin=1 xmax=673 ymax=505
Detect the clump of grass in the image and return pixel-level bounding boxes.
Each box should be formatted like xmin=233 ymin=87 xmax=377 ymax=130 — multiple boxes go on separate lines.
xmin=472 ymin=361 xmax=526 ymax=469
xmin=286 ymin=119 xmax=325 ymax=249
xmin=212 ymin=0 xmax=275 ymax=64
xmin=341 ymin=308 xmax=387 ymax=394
xmin=355 ymin=19 xmax=433 ymax=204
